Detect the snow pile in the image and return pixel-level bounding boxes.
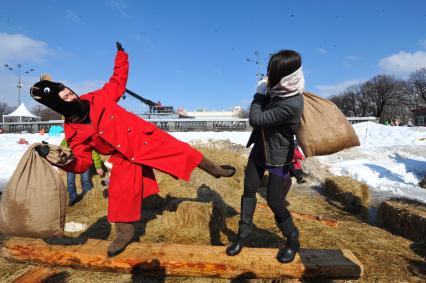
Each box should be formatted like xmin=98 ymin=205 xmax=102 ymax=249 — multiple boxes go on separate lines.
xmin=64 ymin=221 xmax=88 ymax=233
xmin=318 ymin=122 xmax=426 ymax=204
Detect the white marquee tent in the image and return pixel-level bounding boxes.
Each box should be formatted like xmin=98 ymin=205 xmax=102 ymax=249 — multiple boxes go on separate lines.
xmin=2 ymin=103 xmax=40 ymax=123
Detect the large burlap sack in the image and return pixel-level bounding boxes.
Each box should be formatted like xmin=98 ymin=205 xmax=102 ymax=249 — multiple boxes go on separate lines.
xmin=0 ymin=143 xmax=73 ymax=237
xmin=296 ymin=92 xmax=360 ymax=157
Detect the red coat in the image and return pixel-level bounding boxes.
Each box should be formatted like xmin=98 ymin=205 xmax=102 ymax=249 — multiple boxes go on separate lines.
xmin=292 ymin=146 xmax=305 ymax=170
xmin=61 ymin=51 xmax=203 ymax=222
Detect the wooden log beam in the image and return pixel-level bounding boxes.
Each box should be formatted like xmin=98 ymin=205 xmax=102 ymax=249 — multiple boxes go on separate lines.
xmin=1 ymin=237 xmax=363 ymax=280
xmin=243 ymin=203 xmax=339 ymax=228
xmin=13 ymin=267 xmax=61 ymax=283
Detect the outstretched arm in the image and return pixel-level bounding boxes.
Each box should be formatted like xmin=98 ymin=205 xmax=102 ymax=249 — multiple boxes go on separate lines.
xmin=102 ymin=41 xmax=129 ymax=102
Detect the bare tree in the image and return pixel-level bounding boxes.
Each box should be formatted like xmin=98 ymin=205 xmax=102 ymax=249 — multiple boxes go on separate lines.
xmin=408 ymin=68 xmax=426 ymax=107
xmin=361 ymin=75 xmax=408 ymax=121
xmin=0 ymin=102 xmax=14 ymax=120
xmin=330 ymin=94 xmax=352 ymax=116
xmin=31 ymin=105 xmax=62 ymax=121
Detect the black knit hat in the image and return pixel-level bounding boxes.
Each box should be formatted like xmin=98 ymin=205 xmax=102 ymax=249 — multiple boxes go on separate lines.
xmin=30 ymin=80 xmax=89 ymax=121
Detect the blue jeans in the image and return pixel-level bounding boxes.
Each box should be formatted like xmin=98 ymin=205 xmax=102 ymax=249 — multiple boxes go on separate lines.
xmin=67 ymin=169 xmax=92 ymax=201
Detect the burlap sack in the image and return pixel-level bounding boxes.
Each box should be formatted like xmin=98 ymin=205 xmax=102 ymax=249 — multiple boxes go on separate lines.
xmin=0 ymin=143 xmax=73 ymax=237
xmin=296 ymin=92 xmax=360 ymax=157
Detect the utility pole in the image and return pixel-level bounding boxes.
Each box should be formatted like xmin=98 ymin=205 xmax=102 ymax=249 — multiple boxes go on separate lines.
xmin=4 ymin=64 xmax=35 ymax=105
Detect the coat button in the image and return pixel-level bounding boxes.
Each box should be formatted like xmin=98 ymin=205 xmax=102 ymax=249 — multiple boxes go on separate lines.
xmin=99 ymin=130 xmax=103 ymax=135
xmin=127 ymin=128 xmax=131 ymax=132
xmin=117 ymin=144 xmax=121 ymax=148
xmin=144 ymin=141 xmax=148 ymax=145
xmin=110 ymin=115 xmax=114 ymax=119
xmin=131 ymin=157 xmax=135 ymax=161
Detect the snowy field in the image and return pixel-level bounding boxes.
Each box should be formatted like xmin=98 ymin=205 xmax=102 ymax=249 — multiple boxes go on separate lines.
xmin=1 ymin=122 xmax=426 ymax=205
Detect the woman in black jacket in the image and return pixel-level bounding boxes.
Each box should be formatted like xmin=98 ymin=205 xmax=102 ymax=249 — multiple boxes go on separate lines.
xmin=226 ymin=50 xmax=304 ymax=263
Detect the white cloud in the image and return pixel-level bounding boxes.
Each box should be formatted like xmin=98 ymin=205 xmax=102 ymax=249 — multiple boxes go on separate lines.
xmin=315 ymin=48 xmax=328 ymax=55
xmin=419 ymin=39 xmax=426 ymax=49
xmin=342 ymin=55 xmax=360 ymax=68
xmin=378 ymin=51 xmax=426 ymax=77
xmin=70 ymin=80 xmax=104 ymax=94
xmin=66 ymin=9 xmax=81 ymax=24
xmin=0 ymin=74 xmax=39 ymax=106
xmin=0 ymin=75 xmax=103 ymax=107
xmin=0 ymin=33 xmax=50 ymax=64
xmin=315 ymin=80 xmax=362 ymax=97
xmin=106 ymin=0 xmax=131 ymax=18
xmin=345 ymin=55 xmax=360 ymax=61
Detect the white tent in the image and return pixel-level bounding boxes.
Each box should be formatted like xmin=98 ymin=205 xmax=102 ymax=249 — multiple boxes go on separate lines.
xmin=2 ymin=103 xmax=40 ymax=123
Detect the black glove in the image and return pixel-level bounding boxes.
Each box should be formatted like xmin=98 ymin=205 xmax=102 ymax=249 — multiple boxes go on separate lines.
xmin=35 ymin=141 xmax=50 ymax=158
xmin=116 ymin=41 xmax=124 ymax=51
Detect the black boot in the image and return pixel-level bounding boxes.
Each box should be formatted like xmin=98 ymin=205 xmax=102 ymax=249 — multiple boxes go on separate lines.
xmin=276 ymin=215 xmax=300 ymax=263
xmin=107 ymin=222 xmax=136 ymax=257
xmin=226 ymin=197 xmax=257 ymax=256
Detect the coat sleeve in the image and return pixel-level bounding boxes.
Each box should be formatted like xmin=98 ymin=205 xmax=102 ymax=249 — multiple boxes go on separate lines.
xmin=59 ymin=141 xmax=93 ymax=173
xmin=101 ymin=50 xmax=129 ymax=103
xmin=249 ymin=94 xmax=297 ymax=129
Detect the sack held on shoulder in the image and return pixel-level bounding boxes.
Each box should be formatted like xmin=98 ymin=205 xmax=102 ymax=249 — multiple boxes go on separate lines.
xmin=296 ymin=92 xmax=360 ymax=157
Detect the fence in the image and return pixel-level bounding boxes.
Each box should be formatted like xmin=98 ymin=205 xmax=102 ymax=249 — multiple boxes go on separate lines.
xmin=0 ymin=117 xmax=378 ymax=133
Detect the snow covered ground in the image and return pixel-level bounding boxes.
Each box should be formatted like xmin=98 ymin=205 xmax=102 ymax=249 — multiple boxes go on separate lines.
xmin=1 ymin=122 xmax=425 ymax=205
xmin=317 ymin=122 xmax=426 ymax=204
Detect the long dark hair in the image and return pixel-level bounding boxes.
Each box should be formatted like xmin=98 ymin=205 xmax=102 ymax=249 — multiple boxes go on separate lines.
xmin=267 ymin=50 xmax=302 ymax=89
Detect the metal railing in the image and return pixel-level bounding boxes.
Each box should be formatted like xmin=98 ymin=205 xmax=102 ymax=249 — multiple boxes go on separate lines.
xmin=0 ymin=117 xmax=378 ymax=133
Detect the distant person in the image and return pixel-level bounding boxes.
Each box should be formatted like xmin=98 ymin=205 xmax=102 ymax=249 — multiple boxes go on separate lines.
xmin=407 ymin=119 xmax=414 ymax=127
xmin=60 ymin=138 xmax=104 ymax=207
xmin=419 ymin=175 xmax=426 ymax=189
xmin=30 ymin=41 xmax=235 ymax=257
xmin=226 ymin=50 xmax=304 ymax=263
xmin=289 ymin=140 xmax=305 ymax=184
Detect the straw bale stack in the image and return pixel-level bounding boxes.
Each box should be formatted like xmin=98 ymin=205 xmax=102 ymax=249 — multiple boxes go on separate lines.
xmin=325 ymin=176 xmax=369 ymax=209
xmin=378 ymin=198 xmax=426 ymax=242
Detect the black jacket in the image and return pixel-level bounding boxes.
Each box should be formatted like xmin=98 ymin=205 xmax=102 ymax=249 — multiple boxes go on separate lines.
xmin=247 ymin=92 xmax=304 ymax=166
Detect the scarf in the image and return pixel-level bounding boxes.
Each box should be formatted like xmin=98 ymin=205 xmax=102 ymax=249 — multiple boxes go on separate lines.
xmin=268 ymin=67 xmax=305 ymax=98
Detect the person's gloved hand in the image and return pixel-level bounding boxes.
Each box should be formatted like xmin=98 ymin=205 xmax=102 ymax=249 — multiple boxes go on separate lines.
xmin=35 ymin=141 xmax=49 ymax=158
xmin=256 ymin=77 xmax=268 ymax=95
xmin=116 ymin=41 xmax=124 ymax=51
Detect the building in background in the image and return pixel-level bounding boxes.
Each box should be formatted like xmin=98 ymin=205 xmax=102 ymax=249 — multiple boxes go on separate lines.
xmin=411 ymin=108 xmax=426 ymax=126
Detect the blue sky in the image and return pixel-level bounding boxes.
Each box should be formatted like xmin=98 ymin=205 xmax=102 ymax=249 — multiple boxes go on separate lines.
xmin=1 ymin=0 xmax=425 ymax=113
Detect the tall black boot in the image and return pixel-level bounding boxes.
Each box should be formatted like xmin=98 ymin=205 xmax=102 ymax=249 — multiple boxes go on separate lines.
xmin=107 ymin=222 xmax=136 ymax=257
xmin=276 ymin=215 xmax=300 ymax=263
xmin=226 ymin=197 xmax=257 ymax=256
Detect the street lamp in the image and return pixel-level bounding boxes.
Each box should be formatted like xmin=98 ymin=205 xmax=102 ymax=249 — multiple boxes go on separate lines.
xmin=4 ymin=63 xmax=35 ymax=105
xmin=246 ymin=50 xmax=264 ymax=82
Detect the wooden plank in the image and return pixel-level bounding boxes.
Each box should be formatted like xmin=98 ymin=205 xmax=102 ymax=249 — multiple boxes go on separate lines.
xmin=244 ymin=203 xmax=339 ymax=228
xmin=1 ymin=237 xmax=363 ymax=280
xmin=13 ymin=267 xmax=61 ymax=283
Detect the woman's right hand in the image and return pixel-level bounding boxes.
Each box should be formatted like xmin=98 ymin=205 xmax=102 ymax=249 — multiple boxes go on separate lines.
xmin=256 ymin=77 xmax=268 ymax=94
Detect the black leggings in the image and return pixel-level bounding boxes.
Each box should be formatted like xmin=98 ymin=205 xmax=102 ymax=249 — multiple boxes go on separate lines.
xmin=243 ymin=158 xmax=291 ymax=223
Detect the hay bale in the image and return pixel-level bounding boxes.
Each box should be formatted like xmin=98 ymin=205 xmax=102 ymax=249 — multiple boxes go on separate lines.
xmin=378 ymin=198 xmax=426 ymax=242
xmin=145 ymin=201 xmax=223 ymax=245
xmin=325 ymin=176 xmax=369 ymax=208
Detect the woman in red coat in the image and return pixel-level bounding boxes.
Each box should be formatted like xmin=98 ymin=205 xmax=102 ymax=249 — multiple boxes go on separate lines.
xmin=30 ymin=42 xmax=235 ymax=257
